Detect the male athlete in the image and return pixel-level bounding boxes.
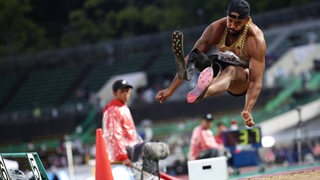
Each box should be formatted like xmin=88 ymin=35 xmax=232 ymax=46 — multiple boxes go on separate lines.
xmin=156 ymin=0 xmax=266 ymax=127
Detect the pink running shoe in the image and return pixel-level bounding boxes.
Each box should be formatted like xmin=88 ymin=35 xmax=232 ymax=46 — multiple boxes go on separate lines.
xmin=187 ymin=67 xmax=213 ymax=103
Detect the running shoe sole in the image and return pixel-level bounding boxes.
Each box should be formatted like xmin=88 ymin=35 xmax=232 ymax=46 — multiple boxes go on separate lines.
xmin=187 ymin=67 xmax=214 ymax=103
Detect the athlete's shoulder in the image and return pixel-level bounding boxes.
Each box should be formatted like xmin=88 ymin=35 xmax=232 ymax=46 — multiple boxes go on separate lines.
xmin=246 ymin=22 xmax=266 ymax=58
xmin=209 ymin=17 xmax=227 ymax=28
xmin=205 ymin=17 xmax=227 ymax=36
xmin=249 ymin=21 xmax=265 ymax=42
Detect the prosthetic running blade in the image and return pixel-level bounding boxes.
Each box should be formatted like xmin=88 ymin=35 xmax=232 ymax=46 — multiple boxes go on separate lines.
xmin=172 ymin=31 xmax=190 ymax=80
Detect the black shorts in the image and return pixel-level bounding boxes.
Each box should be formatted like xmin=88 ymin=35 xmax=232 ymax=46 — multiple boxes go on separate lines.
xmin=209 ymin=54 xmax=248 ymax=97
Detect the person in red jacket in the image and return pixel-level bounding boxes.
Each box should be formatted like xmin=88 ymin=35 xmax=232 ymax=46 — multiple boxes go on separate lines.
xmin=103 ymin=79 xmax=140 ymax=180
xmin=189 ymin=113 xmax=224 ymax=160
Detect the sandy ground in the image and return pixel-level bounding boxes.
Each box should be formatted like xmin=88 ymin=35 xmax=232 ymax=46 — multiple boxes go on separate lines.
xmin=243 ymin=169 xmax=320 ymax=180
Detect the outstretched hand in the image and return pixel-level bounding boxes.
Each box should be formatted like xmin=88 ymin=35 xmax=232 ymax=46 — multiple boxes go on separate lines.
xmin=155 ymin=88 xmax=173 ymax=103
xmin=241 ymin=110 xmax=255 ymax=127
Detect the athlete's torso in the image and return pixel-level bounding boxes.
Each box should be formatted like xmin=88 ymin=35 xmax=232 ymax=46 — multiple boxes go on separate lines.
xmin=216 ymin=18 xmax=252 ymax=62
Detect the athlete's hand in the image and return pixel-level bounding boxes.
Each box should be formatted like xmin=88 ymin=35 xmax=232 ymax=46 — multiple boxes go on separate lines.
xmin=156 ymin=88 xmax=173 ymax=103
xmin=241 ymin=110 xmax=255 ymax=127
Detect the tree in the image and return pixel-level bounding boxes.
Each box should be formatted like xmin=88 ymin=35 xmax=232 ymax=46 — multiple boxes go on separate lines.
xmin=60 ymin=9 xmax=100 ymax=47
xmin=0 ymin=0 xmax=46 ymax=65
xmin=59 ymin=0 xmax=314 ymax=48
xmin=141 ymin=5 xmax=164 ymax=33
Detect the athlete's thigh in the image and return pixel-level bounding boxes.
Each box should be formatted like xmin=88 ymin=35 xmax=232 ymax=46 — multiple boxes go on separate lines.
xmin=219 ymin=65 xmax=247 ymax=81
xmin=228 ymin=67 xmax=249 ymax=94
xmin=232 ymin=66 xmax=248 ymax=82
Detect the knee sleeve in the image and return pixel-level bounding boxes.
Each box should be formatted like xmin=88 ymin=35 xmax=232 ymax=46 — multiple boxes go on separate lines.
xmin=189 ymin=49 xmax=212 ymax=72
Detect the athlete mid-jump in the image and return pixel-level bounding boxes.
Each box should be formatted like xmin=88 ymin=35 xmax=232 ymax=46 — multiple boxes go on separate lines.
xmin=156 ymin=0 xmax=266 ymax=127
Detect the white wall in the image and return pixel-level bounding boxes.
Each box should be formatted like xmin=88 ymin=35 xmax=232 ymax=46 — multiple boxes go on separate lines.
xmin=260 ymin=98 xmax=320 ymax=136
xmin=265 ymin=43 xmax=320 ymax=87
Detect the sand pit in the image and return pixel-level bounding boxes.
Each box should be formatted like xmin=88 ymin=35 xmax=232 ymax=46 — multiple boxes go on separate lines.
xmin=245 ymin=169 xmax=320 ymax=180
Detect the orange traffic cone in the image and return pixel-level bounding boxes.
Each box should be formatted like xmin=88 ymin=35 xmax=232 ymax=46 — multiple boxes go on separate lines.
xmin=95 ymin=128 xmax=114 ymax=180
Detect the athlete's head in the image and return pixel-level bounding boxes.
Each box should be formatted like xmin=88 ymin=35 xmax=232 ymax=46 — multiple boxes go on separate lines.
xmin=226 ymin=0 xmax=251 ymax=35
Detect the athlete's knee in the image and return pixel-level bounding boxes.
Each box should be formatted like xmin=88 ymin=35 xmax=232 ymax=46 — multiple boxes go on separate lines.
xmin=223 ymin=66 xmax=237 ymax=76
xmin=224 ymin=66 xmax=248 ymax=81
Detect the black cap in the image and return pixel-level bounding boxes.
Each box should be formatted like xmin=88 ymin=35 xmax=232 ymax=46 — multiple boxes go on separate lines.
xmin=227 ymin=0 xmax=250 ymax=19
xmin=112 ymin=79 xmax=133 ymax=91
xmin=202 ymin=113 xmax=214 ymax=121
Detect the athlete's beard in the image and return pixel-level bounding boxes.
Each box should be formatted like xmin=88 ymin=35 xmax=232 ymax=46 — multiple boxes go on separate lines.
xmin=228 ymin=28 xmax=241 ymax=36
xmin=227 ymin=24 xmax=246 ymax=36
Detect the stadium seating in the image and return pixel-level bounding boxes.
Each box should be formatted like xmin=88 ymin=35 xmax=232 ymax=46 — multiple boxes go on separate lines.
xmin=3 ymin=65 xmax=84 ymax=112
xmin=271 ymin=22 xmax=320 ymax=58
xmin=146 ymin=51 xmax=176 ymax=76
xmin=0 ymin=74 xmax=20 ymax=105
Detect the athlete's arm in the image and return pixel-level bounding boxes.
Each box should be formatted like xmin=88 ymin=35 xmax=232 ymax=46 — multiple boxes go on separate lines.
xmin=192 ymin=20 xmax=223 ymax=53
xmin=243 ymin=33 xmax=266 ymax=114
xmin=155 ymin=73 xmax=184 ymax=102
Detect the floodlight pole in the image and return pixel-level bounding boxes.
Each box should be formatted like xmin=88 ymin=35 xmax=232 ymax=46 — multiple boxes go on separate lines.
xmin=296 ymin=107 xmax=303 ymax=164
xmin=66 ymin=141 xmax=75 ymax=180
